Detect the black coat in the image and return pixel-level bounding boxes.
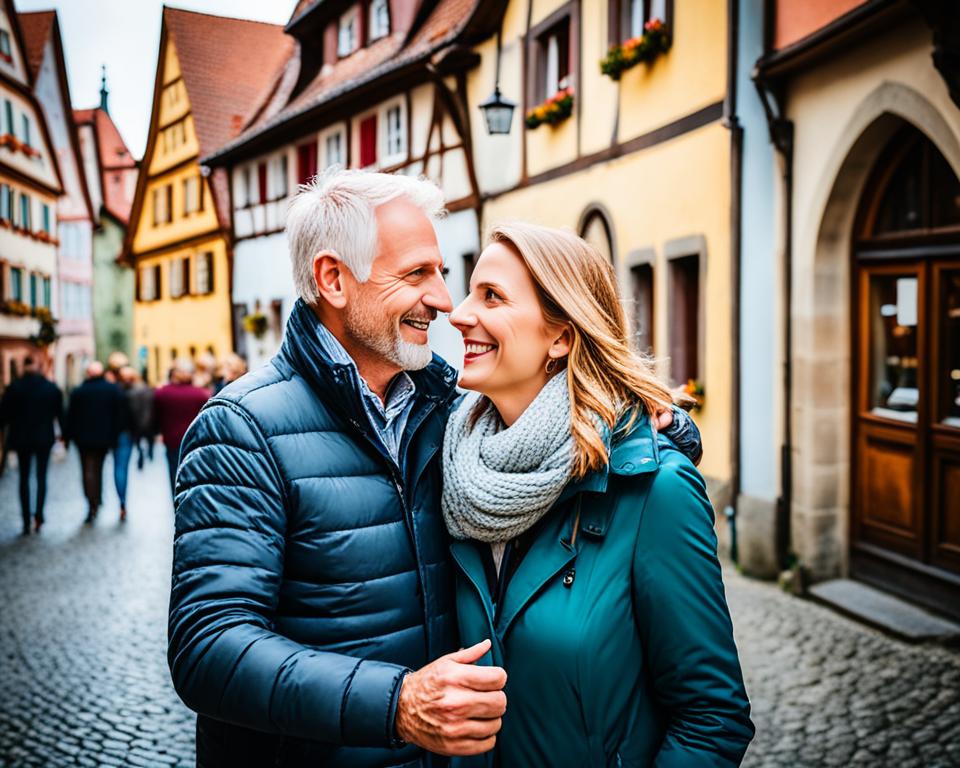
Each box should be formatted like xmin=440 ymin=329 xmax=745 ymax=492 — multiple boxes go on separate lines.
xmin=0 ymin=372 xmax=62 ymax=450
xmin=65 ymin=377 xmax=124 ymax=450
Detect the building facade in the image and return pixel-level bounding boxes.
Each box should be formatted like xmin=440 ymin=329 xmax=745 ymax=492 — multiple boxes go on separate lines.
xmin=21 ymin=11 xmax=94 ymax=393
xmin=464 ymin=0 xmax=740 ymax=513
xmin=752 ymin=0 xmax=960 ymax=618
xmin=124 ymin=8 xmax=290 ymax=384
xmin=75 ymin=84 xmax=138 ymax=365
xmin=205 ymin=0 xmax=495 ymax=370
xmin=0 ymin=0 xmax=62 ymax=388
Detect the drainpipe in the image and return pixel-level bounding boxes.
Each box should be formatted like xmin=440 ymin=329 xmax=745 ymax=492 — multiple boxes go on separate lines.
xmin=752 ymin=68 xmax=794 ymax=571
xmin=723 ymin=0 xmax=743 ymax=563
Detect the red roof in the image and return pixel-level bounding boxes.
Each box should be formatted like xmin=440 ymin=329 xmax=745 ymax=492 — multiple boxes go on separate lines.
xmin=18 ymin=10 xmax=55 ymax=82
xmin=74 ymin=107 xmax=137 ymax=223
xmin=208 ymin=0 xmax=479 ymax=163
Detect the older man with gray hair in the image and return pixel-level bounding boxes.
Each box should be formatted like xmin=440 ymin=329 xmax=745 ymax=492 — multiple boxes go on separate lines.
xmin=168 ymin=170 xmax=508 ymax=768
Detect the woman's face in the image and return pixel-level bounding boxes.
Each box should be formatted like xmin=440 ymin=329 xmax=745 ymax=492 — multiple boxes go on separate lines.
xmin=449 ymin=242 xmax=567 ymax=402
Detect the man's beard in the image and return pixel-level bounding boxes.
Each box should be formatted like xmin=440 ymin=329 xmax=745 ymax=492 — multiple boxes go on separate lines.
xmin=343 ymin=298 xmax=434 ymax=371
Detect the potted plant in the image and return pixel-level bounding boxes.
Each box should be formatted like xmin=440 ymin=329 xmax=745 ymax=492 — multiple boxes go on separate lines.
xmin=599 ymin=18 xmax=671 ymax=81
xmin=525 ymin=87 xmax=575 ymax=130
xmin=30 ymin=307 xmax=57 ymax=347
xmin=242 ymin=310 xmax=268 ymax=339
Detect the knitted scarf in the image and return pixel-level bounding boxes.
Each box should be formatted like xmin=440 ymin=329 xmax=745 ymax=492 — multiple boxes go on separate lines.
xmin=442 ymin=373 xmax=576 ymax=543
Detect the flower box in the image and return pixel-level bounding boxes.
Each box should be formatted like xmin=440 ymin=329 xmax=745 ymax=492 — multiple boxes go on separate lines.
xmin=525 ymin=87 xmax=574 ymax=130
xmin=242 ymin=311 xmax=268 ymax=339
xmin=600 ymin=18 xmax=671 ymax=81
xmin=2 ymin=299 xmax=32 ymax=317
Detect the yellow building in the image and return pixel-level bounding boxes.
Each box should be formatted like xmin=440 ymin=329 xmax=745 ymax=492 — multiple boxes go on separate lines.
xmin=467 ymin=0 xmax=738 ymax=512
xmin=124 ymin=8 xmax=290 ymax=383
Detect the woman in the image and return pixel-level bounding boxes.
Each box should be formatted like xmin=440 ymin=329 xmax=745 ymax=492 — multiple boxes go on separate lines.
xmin=443 ymin=223 xmax=754 ymax=767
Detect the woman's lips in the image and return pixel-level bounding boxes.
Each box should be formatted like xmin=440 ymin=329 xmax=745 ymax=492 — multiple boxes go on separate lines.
xmin=463 ymin=340 xmax=497 ymax=365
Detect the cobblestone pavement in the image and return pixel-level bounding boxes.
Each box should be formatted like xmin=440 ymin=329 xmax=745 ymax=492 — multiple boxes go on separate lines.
xmin=1 ymin=447 xmax=959 ymax=767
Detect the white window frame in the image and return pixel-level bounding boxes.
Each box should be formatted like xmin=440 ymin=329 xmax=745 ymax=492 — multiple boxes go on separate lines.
xmin=268 ymin=153 xmax=289 ymax=200
xmin=169 ymin=257 xmax=185 ymax=299
xmin=320 ymin=124 xmax=347 ymax=169
xmin=195 ymin=252 xmax=213 ymax=295
xmin=380 ymin=100 xmax=406 ymax=167
xmin=140 ymin=265 xmax=157 ymax=301
xmin=369 ymin=0 xmax=390 ymax=41
xmin=183 ymin=175 xmax=200 ymax=215
xmin=338 ymin=8 xmax=359 ymax=57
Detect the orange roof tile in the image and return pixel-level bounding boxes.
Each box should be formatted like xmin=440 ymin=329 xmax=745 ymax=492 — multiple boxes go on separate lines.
xmin=18 ymin=10 xmax=55 ymax=82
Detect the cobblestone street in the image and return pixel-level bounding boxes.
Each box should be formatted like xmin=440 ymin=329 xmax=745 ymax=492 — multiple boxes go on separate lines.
xmin=1 ymin=448 xmax=958 ymax=767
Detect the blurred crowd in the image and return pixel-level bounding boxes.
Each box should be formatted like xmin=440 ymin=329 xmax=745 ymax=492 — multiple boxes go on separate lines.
xmin=0 ymin=351 xmax=248 ymax=536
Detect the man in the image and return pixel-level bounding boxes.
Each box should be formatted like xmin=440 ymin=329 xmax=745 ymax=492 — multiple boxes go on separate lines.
xmin=65 ymin=361 xmax=124 ymax=523
xmin=152 ymin=359 xmax=209 ymax=495
xmin=0 ymin=357 xmax=62 ymax=534
xmin=123 ymin=366 xmax=155 ymax=470
xmin=168 ymin=170 xmax=698 ymax=767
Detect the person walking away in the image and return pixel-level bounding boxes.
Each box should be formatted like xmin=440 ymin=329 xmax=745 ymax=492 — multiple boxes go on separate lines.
xmin=0 ymin=357 xmax=62 ymax=534
xmin=65 ymin=361 xmax=124 ymax=523
xmin=152 ymin=358 xmax=209 ymax=496
xmin=112 ymin=366 xmax=137 ymax=521
xmin=124 ymin=367 xmax=155 ymax=470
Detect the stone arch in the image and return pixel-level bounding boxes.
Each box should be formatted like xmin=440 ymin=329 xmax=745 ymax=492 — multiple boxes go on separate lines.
xmin=791 ymin=81 xmax=960 ymax=579
xmin=577 ymin=202 xmax=617 ymax=265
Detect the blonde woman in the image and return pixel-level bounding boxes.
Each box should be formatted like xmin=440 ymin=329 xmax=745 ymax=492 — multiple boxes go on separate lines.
xmin=443 ymin=223 xmax=754 ymax=767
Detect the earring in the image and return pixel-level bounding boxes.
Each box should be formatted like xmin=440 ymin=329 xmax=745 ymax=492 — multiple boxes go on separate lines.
xmin=546 ymin=358 xmax=558 ymax=374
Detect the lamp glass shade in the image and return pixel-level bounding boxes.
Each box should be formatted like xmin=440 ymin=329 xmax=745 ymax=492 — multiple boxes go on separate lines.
xmin=479 ymin=88 xmax=516 ymax=135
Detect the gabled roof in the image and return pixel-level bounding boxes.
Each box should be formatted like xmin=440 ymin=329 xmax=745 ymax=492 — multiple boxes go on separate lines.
xmin=74 ymin=107 xmax=137 ymax=224
xmin=204 ymin=0 xmax=484 ymax=166
xmin=17 ymin=9 xmax=54 ymax=82
xmin=163 ymin=6 xmax=295 ymax=160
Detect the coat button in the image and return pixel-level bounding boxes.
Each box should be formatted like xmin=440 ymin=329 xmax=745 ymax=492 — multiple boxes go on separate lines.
xmin=621 ymin=461 xmax=635 ymax=471
xmin=562 ymin=569 xmax=575 ymax=587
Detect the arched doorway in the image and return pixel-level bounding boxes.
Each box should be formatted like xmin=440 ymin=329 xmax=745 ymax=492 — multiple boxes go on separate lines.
xmin=851 ymin=124 xmax=960 ymax=617
xmin=578 ymin=205 xmax=615 ymax=265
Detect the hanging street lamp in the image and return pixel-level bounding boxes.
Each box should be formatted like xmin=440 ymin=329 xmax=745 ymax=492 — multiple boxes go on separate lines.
xmin=479 ymin=27 xmax=516 ymax=135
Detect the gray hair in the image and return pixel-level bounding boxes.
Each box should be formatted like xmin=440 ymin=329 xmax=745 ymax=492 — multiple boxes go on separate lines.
xmin=286 ymin=167 xmax=446 ymax=304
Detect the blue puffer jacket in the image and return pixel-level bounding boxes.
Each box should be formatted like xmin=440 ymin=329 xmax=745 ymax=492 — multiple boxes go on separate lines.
xmin=168 ymin=300 xmax=459 ymax=768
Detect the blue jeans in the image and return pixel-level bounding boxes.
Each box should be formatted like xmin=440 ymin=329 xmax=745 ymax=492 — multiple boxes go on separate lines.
xmin=166 ymin=444 xmax=180 ymax=498
xmin=113 ymin=432 xmax=133 ymax=507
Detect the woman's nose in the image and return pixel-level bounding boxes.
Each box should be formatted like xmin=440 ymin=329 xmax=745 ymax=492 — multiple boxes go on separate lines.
xmin=448 ymin=298 xmax=476 ymax=331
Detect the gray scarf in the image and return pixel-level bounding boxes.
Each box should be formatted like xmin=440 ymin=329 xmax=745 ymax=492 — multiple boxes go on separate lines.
xmin=441 ymin=373 xmax=576 ymax=543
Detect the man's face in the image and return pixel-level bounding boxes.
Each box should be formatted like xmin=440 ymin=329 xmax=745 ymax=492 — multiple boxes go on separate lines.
xmin=342 ymin=198 xmax=452 ymax=371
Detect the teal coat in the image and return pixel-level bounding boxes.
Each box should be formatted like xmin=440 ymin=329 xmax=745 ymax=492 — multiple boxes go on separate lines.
xmin=451 ymin=415 xmax=754 ymax=767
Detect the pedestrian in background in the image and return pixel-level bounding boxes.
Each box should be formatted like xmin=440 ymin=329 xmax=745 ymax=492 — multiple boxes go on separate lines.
xmin=65 ymin=361 xmax=124 ymax=524
xmin=212 ymin=352 xmax=247 ymax=395
xmin=153 ymin=358 xmax=209 ymax=496
xmin=112 ymin=364 xmax=137 ymax=522
xmin=0 ymin=356 xmax=62 ymax=535
xmin=123 ymin=367 xmax=155 ymax=470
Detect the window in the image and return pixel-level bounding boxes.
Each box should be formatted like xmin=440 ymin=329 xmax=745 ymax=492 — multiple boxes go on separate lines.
xmin=369 ymin=0 xmax=390 ymax=40
xmin=667 ymin=254 xmax=700 ymax=385
xmin=29 ymin=273 xmax=37 ymax=308
xmin=383 ymin=103 xmax=406 ymax=164
xmin=138 ymin=264 xmax=160 ymax=301
xmin=257 ymin=162 xmax=268 ymax=205
xmin=42 ymin=276 xmax=50 ymax=308
xmin=152 ymin=185 xmax=172 ymax=225
xmin=170 ymin=256 xmax=190 ymax=299
xmin=0 ymin=184 xmax=10 ymax=221
xmin=0 ymin=30 xmax=11 ymax=60
xmin=163 ymin=80 xmax=182 ymax=110
xmin=462 ymin=252 xmax=476 ymax=297
xmin=532 ymin=17 xmax=571 ymax=104
xmin=21 ymin=114 xmax=29 ymax=147
xmin=19 ymin=193 xmax=30 ymax=230
xmin=269 ymin=154 xmax=288 ymax=200
xmin=338 ymin=8 xmax=359 ymax=57
xmin=360 ymin=115 xmax=377 ymax=168
xmin=631 ymin=263 xmax=654 ymax=353
xmin=10 ymin=266 xmax=22 ymax=301
xmin=183 ymin=175 xmax=201 ymax=215
xmin=296 ymin=142 xmax=318 ymax=185
xmin=3 ymin=99 xmax=12 ymax=136
xmin=195 ymin=252 xmax=214 ymax=295
xmin=324 ymin=128 xmax=345 ymax=169
xmin=41 ymin=203 xmax=50 ymax=234
xmin=610 ymin=0 xmax=670 ymax=44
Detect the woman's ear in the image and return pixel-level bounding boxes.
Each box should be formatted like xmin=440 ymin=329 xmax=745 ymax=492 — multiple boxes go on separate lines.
xmin=548 ymin=323 xmax=573 ymax=361
xmin=313 ymin=251 xmax=347 ymax=309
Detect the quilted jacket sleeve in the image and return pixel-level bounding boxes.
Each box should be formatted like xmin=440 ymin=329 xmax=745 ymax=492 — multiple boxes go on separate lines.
xmin=632 ymin=450 xmax=755 ymax=767
xmin=168 ymin=399 xmax=409 ymax=746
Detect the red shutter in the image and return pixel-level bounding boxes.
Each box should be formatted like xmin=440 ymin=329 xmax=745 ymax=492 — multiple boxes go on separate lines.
xmin=297 ymin=142 xmax=318 ymax=185
xmin=258 ymin=162 xmax=268 ymax=203
xmin=360 ymin=115 xmax=377 ymax=167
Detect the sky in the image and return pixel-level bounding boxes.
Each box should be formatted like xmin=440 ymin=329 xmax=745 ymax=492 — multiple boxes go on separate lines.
xmin=15 ymin=0 xmax=299 ymax=158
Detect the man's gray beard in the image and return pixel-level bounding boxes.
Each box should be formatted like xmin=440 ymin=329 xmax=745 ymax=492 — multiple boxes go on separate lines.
xmin=344 ymin=299 xmax=433 ymax=371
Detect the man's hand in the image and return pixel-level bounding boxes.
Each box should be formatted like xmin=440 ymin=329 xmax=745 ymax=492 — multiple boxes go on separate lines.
xmin=394 ymin=639 xmax=507 ymax=756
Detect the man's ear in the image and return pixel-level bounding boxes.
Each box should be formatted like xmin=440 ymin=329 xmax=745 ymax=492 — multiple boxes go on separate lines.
xmin=548 ymin=323 xmax=573 ymax=361
xmin=313 ymin=251 xmax=347 ymax=309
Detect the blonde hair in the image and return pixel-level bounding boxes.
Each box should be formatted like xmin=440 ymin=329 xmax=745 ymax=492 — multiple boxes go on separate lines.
xmin=489 ymin=222 xmax=675 ymax=478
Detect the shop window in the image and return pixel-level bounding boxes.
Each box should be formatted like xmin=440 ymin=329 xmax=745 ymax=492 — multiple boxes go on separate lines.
xmin=369 ymin=0 xmax=390 ymax=40
xmin=297 ymin=141 xmax=318 ymax=185
xmin=667 ymin=254 xmax=700 ymax=385
xmin=360 ymin=115 xmax=377 ymax=168
xmin=631 ymin=263 xmax=654 ymax=354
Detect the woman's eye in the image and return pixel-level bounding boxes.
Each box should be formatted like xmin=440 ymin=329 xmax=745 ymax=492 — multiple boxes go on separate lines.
xmin=484 ymin=288 xmax=502 ymax=302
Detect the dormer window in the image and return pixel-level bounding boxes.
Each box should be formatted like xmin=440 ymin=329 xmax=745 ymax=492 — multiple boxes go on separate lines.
xmin=369 ymin=0 xmax=390 ymax=41
xmin=338 ymin=8 xmax=359 ymax=57
xmin=0 ymin=30 xmax=11 ymax=63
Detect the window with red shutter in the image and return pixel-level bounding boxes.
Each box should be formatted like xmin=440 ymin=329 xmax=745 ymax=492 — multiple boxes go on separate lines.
xmin=297 ymin=142 xmax=318 ymax=185
xmin=258 ymin=163 xmax=268 ymax=204
xmin=360 ymin=115 xmax=377 ymax=168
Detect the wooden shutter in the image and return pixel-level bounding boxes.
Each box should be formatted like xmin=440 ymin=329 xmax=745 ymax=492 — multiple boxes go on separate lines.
xmin=258 ymin=162 xmax=268 ymax=203
xmin=182 ymin=257 xmax=191 ymax=296
xmin=360 ymin=115 xmax=377 ymax=167
xmin=297 ymin=142 xmax=318 ymax=185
